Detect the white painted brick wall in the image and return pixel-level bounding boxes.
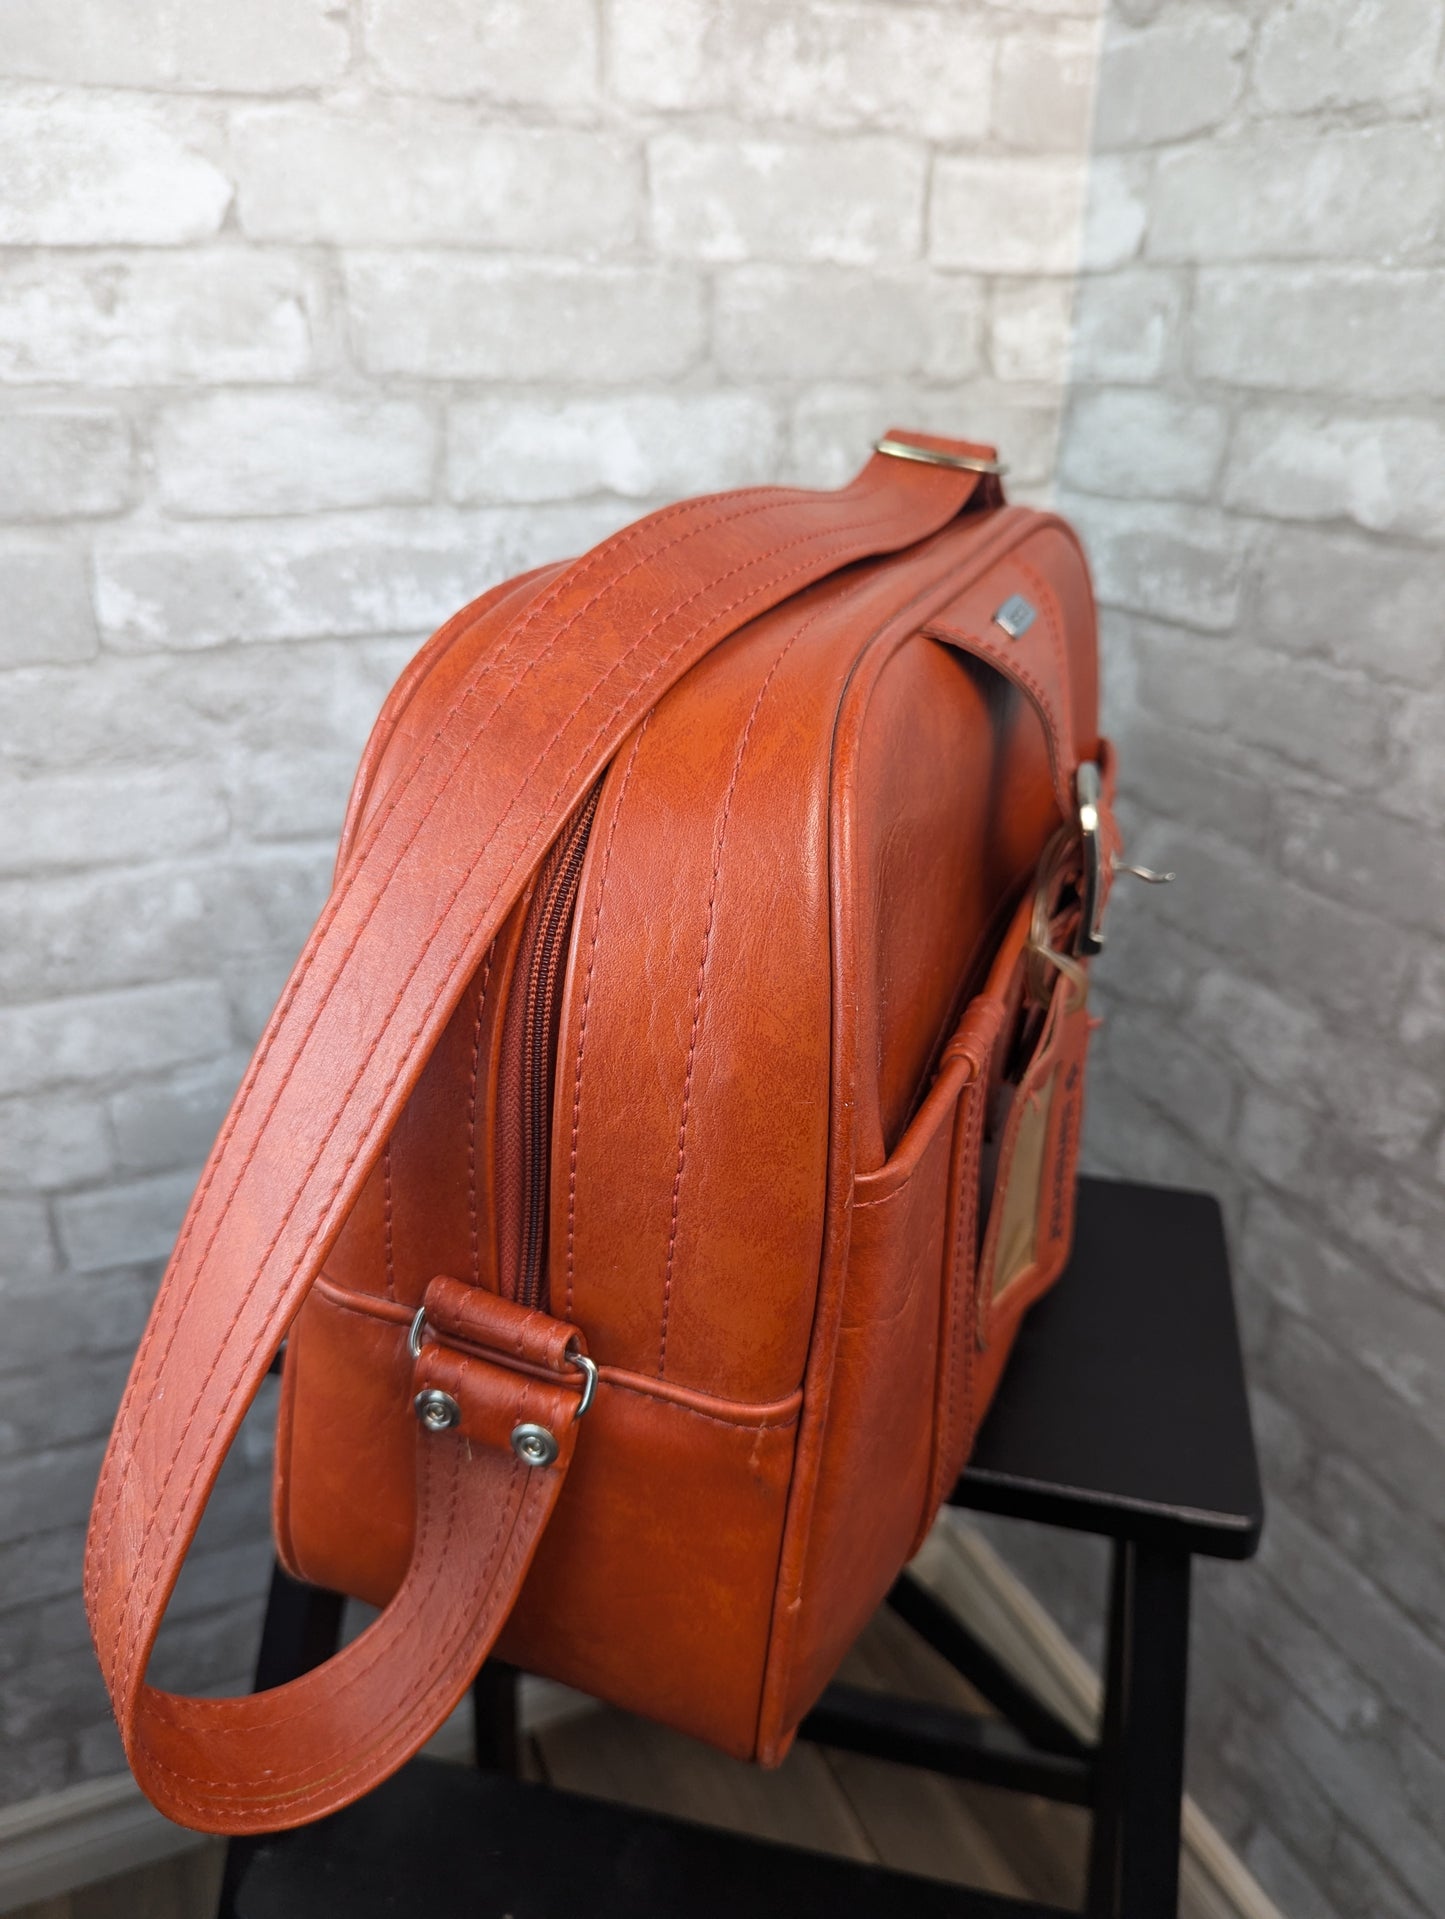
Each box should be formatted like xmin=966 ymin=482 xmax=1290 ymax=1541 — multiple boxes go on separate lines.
xmin=0 ymin=0 xmax=1097 ymax=1814
xmin=346 ymin=255 xmax=709 ymax=379
xmin=0 ymin=9 xmax=1439 ymax=1916
xmin=649 ymin=131 xmax=928 ymax=263
xmin=1029 ymin=7 xmax=1445 ymax=1916
xmin=0 ymin=252 xmax=321 ymax=385
xmin=1091 ymin=6 xmax=1248 ymax=147
xmin=232 ymin=109 xmax=643 ymax=251
xmin=932 ymin=154 xmax=1088 ymax=272
xmin=1193 ymin=267 xmax=1445 ymax=400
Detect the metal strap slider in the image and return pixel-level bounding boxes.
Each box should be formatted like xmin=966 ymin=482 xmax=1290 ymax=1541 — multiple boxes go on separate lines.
xmin=874 ymin=435 xmax=1007 ymax=477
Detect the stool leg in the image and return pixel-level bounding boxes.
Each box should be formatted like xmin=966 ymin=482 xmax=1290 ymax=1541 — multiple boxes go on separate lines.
xmin=471 ymin=1659 xmax=520 ymax=1773
xmin=1086 ymin=1538 xmax=1132 ymax=1918
xmin=252 ymin=1561 xmax=346 ymax=1690
xmin=216 ymin=1564 xmax=346 ymax=1918
xmin=1086 ymin=1539 xmax=1192 ymax=1919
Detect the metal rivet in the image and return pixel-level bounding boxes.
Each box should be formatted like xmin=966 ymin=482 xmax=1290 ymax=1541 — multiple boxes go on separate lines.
xmin=510 ymin=1422 xmax=559 ymax=1468
xmin=414 ymin=1388 xmax=461 ymax=1433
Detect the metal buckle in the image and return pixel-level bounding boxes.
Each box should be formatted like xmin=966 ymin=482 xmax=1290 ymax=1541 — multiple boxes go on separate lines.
xmin=1024 ymin=761 xmax=1108 ymax=1003
xmin=874 ymin=435 xmax=1007 ymax=477
xmin=1070 ymin=760 xmax=1174 ymax=963
xmin=1028 ymin=760 xmax=1175 ymax=995
xmin=1076 ymin=761 xmax=1105 ymax=959
xmin=409 ymin=1306 xmax=597 ymax=1421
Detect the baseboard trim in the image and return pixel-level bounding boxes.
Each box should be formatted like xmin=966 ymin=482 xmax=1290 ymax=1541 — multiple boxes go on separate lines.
xmin=0 ymin=1543 xmax=1279 ymax=1918
xmin=0 ymin=1772 xmax=194 ymax=1916
xmin=912 ymin=1517 xmax=1286 ymax=1919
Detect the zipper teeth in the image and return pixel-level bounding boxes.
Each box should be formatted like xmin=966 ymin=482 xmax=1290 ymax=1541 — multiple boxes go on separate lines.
xmin=517 ymin=783 xmax=602 ymax=1311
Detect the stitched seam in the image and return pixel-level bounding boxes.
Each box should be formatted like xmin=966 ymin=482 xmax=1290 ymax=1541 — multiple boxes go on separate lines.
xmin=142 ymin=1443 xmax=528 ymax=1807
xmin=88 ymin=485 xmax=864 ymax=1585
xmin=95 ymin=498 xmax=837 ymax=1628
xmin=136 ymin=1413 xmax=467 ymax=1792
xmin=109 ymin=506 xmax=890 ymax=1696
xmin=184 ymin=1465 xmax=539 ymax=1816
xmin=87 ymin=490 xmax=807 ymax=1590
xmin=1013 ymin=551 xmax=1069 ymax=721
xmin=564 ymin=717 xmax=650 ymax=1319
xmin=467 ymin=949 xmax=493 ymax=1288
xmin=152 ymin=1446 xmax=523 ymax=1800
xmin=656 ymin=592 xmax=836 ymax=1375
xmin=1013 ymin=552 xmax=1075 ymax=803
xmin=942 ymin=1083 xmax=983 ymax=1488
xmin=106 ymin=491 xmax=913 ymax=1696
xmin=382 ymin=1144 xmax=396 ymax=1304
xmin=450 ymin=1346 xmax=571 ymax=1424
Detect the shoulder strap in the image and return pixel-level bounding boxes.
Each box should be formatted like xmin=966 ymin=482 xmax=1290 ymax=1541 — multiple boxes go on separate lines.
xmin=85 ymin=436 xmax=995 ymax=1833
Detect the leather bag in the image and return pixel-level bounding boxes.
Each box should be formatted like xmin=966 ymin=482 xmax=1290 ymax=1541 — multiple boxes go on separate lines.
xmin=86 ymin=432 xmax=1120 ymax=1833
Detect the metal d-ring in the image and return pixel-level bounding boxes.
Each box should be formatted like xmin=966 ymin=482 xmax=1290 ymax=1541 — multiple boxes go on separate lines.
xmin=567 ymin=1346 xmax=599 ymax=1418
xmin=411 ymin=1307 xmax=597 ymax=1427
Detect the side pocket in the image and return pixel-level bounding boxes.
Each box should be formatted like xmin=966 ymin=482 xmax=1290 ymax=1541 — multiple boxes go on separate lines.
xmin=846 ymin=1042 xmax=978 ymax=1562
xmin=921 ymin=899 xmax=1093 ymax=1530
xmin=919 ymin=995 xmax=1001 ymax=1533
xmin=781 ymin=1040 xmax=979 ymax=1729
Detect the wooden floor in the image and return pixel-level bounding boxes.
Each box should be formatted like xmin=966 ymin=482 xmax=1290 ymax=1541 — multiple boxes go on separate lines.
xmin=15 ymin=1602 xmax=1087 ymax=1918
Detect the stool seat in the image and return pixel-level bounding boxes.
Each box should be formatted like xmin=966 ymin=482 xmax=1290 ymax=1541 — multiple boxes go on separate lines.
xmin=234 ymin=1758 xmax=1070 ymax=1919
xmin=957 ymin=1178 xmax=1263 ymax=1557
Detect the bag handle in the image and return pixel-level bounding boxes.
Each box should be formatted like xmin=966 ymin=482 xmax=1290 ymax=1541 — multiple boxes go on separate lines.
xmin=85 ymin=434 xmax=997 ymax=1833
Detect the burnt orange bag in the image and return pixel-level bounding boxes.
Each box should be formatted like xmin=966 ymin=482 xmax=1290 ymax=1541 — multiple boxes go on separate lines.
xmin=86 ymin=433 xmax=1120 ymax=1832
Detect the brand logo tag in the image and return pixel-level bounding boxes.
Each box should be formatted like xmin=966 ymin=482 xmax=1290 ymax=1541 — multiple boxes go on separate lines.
xmin=992 ymin=594 xmax=1036 ymax=639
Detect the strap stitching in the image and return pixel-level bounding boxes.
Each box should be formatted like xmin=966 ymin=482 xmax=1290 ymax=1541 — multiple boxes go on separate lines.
xmin=382 ymin=1141 xmax=396 ymax=1303
xmin=1012 ymin=553 xmax=1075 ymax=810
xmin=89 ymin=488 xmax=818 ymax=1619
xmin=141 ymin=1441 xmax=521 ymax=1808
xmin=172 ymin=1463 xmax=543 ymax=1817
xmin=86 ymin=489 xmax=810 ymax=1597
xmin=929 ymin=616 xmax=1071 ymax=820
xmin=86 ymin=485 xmax=878 ymax=1577
xmin=169 ymin=1413 xmax=472 ymax=1753
xmin=108 ymin=508 xmax=908 ymax=1709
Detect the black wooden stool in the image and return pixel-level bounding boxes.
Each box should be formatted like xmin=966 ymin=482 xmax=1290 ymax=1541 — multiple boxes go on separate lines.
xmin=218 ymin=1176 xmax=1263 ymax=1919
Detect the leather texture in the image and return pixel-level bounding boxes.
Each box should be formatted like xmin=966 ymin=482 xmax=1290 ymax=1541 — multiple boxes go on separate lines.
xmin=87 ymin=433 xmax=1116 ymax=1832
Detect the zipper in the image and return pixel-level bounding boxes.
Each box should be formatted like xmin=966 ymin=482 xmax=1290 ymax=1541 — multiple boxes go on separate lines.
xmin=496 ymin=512 xmax=1034 ymax=1307
xmin=508 ymin=782 xmax=602 ymax=1312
